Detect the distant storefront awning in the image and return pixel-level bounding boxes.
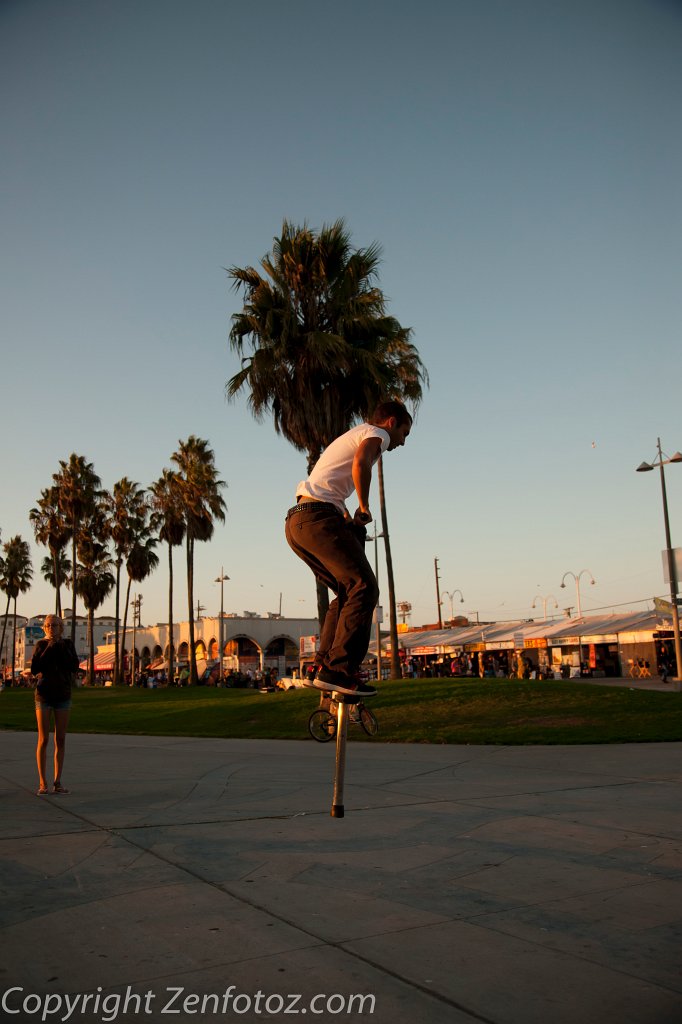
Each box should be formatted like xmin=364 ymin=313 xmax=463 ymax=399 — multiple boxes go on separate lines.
xmin=147 ymin=658 xmax=166 ymax=671
xmin=79 ymin=652 xmax=115 ymax=671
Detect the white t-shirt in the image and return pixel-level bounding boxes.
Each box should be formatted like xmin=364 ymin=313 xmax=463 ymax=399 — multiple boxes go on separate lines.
xmin=296 ymin=424 xmax=390 ymax=514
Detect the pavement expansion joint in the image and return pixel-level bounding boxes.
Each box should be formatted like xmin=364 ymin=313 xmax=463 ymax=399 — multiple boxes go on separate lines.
xmin=101 ymin=821 xmax=499 ymax=1022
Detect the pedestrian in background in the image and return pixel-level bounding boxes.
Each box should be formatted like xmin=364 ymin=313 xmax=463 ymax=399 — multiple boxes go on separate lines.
xmin=31 ymin=614 xmax=78 ymax=796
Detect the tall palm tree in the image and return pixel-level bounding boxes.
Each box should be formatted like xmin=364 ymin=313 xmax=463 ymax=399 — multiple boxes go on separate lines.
xmin=150 ymin=469 xmax=186 ymax=686
xmin=29 ymin=486 xmax=70 ymax=616
xmin=227 ymin=218 xmax=427 ymax=632
xmin=228 ymin=218 xmax=425 ymax=470
xmin=40 ymin=551 xmax=71 ymax=595
xmin=171 ymin=437 xmax=226 ymax=685
xmin=120 ymin=521 xmax=159 ymax=684
xmin=0 ymin=536 xmax=33 ymax=684
xmin=76 ymin=537 xmax=115 ymax=685
xmin=73 ymin=493 xmax=112 ymax=683
xmin=0 ymin=539 xmax=12 ymax=681
xmin=109 ymin=478 xmax=147 ymax=685
xmin=52 ymin=455 xmax=102 ymax=644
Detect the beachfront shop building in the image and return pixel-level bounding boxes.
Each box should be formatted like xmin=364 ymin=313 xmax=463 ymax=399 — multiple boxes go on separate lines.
xmin=11 ymin=613 xmax=117 ymax=676
xmin=91 ymin=613 xmax=320 ymax=681
xmin=380 ymin=609 xmax=675 ymax=678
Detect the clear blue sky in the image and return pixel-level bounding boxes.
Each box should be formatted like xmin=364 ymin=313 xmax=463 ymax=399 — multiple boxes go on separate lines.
xmin=2 ymin=0 xmax=681 ymax=628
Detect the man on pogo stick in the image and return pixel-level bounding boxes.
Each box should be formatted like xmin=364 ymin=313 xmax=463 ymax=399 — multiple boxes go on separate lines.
xmin=285 ymin=400 xmax=412 ymax=698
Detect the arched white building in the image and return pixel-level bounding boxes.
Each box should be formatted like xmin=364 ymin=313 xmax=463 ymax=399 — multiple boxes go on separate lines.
xmin=104 ymin=614 xmax=318 ymax=678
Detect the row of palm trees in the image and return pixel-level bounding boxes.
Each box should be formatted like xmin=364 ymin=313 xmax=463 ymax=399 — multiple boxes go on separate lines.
xmin=226 ymin=219 xmax=428 ymax=676
xmin=0 ymin=437 xmax=225 ymax=687
xmin=4 ymin=219 xmax=425 ymax=684
xmin=0 ymin=533 xmax=33 ymax=682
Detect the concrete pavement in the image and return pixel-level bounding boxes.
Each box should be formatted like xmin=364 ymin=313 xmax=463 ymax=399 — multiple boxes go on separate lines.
xmin=1 ymin=730 xmax=681 ymax=1023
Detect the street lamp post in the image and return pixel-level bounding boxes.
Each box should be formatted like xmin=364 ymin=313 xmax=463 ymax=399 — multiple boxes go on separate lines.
xmin=637 ymin=438 xmax=682 ymax=680
xmin=560 ymin=570 xmax=595 ymax=619
xmin=560 ymin=571 xmax=595 ymax=674
xmin=215 ymin=568 xmax=229 ymax=682
xmin=532 ymin=594 xmax=558 ymax=621
xmin=131 ymin=594 xmax=141 ymax=684
xmin=434 ymin=558 xmax=442 ymax=628
xmin=441 ymin=589 xmax=464 ymax=623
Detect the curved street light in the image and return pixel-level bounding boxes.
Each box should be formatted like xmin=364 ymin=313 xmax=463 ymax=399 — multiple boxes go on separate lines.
xmin=441 ymin=588 xmax=464 ymax=622
xmin=532 ymin=594 xmax=558 ymax=621
xmin=560 ymin=571 xmax=595 ymax=676
xmin=637 ymin=438 xmax=682 ymax=681
xmin=560 ymin=570 xmax=595 ymax=619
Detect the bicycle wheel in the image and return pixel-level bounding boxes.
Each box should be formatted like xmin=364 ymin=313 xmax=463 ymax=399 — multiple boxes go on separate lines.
xmin=359 ymin=706 xmax=379 ymax=737
xmin=308 ymin=708 xmax=337 ymax=742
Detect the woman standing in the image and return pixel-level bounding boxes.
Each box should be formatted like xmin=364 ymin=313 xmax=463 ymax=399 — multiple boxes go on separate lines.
xmin=31 ymin=614 xmax=79 ymax=795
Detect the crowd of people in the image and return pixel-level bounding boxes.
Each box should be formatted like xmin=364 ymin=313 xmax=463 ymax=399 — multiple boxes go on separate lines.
xmin=399 ymin=653 xmax=560 ymax=679
xmin=121 ymin=665 xmax=280 ymax=689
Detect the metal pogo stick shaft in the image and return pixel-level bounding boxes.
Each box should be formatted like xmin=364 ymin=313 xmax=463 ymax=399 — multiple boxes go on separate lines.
xmin=331 ymin=695 xmax=349 ymax=818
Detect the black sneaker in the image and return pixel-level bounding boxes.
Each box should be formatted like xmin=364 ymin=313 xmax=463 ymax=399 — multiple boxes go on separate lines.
xmin=315 ymin=669 xmax=377 ymax=698
xmin=352 ymin=681 xmax=378 ymax=698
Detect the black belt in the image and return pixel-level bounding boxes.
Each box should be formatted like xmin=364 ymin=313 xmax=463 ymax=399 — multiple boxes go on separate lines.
xmin=286 ymin=501 xmax=340 ymax=519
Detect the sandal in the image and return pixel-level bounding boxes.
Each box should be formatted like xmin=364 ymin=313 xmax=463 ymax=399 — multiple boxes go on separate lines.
xmin=36 ymin=787 xmax=49 ymax=796
xmin=52 ymin=782 xmax=70 ymax=795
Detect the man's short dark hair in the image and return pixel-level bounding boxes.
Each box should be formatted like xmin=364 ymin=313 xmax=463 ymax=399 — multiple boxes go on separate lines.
xmin=370 ymin=400 xmax=413 ymax=427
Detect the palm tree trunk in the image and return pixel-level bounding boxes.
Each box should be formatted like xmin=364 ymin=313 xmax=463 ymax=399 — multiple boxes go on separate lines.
xmin=187 ymin=535 xmax=197 ymax=685
xmin=0 ymin=594 xmax=10 ymax=680
xmin=315 ymin=579 xmax=328 ymax=636
xmin=377 ymin=458 xmax=400 ymax=680
xmin=167 ymin=541 xmax=175 ymax=686
xmin=52 ymin=549 xmax=61 ymax=615
xmin=305 ymin=448 xmax=329 ymax=633
xmin=113 ymin=560 xmax=121 ymax=685
xmin=88 ymin=605 xmax=95 ymax=686
xmin=70 ymin=527 xmax=77 ymax=644
xmin=12 ymin=596 xmax=17 ymax=683
xmin=121 ymin=577 xmax=132 ymax=684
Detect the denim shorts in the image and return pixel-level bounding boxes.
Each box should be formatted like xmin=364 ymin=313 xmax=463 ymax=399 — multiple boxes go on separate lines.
xmin=35 ymin=695 xmax=72 ymax=712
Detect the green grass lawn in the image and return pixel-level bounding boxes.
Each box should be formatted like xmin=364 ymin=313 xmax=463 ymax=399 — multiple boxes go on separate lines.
xmin=2 ymin=678 xmax=682 ymax=744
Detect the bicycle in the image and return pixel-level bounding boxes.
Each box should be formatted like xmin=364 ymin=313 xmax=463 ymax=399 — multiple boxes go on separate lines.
xmin=308 ymin=694 xmax=379 ymax=742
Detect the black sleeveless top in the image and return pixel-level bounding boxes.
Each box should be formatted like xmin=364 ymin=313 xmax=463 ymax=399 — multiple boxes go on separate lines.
xmin=31 ymin=638 xmax=79 ymax=703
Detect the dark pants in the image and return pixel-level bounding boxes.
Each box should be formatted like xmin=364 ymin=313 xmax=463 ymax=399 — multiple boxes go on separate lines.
xmin=285 ymin=503 xmax=378 ymax=678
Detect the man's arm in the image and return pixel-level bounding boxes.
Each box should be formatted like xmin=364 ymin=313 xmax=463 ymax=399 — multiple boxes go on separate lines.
xmin=352 ymin=436 xmax=383 ymax=523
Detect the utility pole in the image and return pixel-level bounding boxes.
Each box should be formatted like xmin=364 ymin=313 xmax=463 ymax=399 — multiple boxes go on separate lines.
xmin=434 ymin=558 xmax=442 ymax=628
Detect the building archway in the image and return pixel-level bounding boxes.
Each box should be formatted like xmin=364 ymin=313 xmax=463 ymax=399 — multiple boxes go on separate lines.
xmin=225 ymin=635 xmax=262 ymax=674
xmin=265 ymin=635 xmax=299 ymax=676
